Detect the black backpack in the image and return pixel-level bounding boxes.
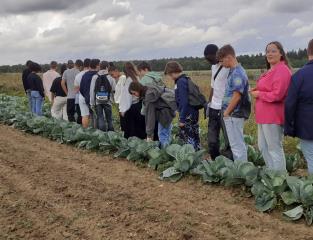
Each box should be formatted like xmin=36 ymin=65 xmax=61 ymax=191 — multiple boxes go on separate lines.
xmin=186 ymin=76 xmax=207 ymax=110
xmin=94 ymin=74 xmax=112 ymax=104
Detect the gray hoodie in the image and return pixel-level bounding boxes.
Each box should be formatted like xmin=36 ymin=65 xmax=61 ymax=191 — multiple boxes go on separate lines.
xmin=143 ymin=85 xmax=177 ymax=138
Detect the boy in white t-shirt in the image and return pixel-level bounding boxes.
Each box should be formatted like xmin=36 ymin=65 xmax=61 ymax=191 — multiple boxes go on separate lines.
xmin=204 ymin=44 xmax=232 ymax=160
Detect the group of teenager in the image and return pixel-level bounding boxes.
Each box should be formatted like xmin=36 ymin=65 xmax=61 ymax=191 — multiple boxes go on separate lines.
xmin=21 ymin=38 xmax=313 ymax=174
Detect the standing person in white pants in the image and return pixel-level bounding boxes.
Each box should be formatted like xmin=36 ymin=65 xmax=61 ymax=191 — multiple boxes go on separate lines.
xmin=217 ymin=45 xmax=251 ymax=162
xmin=50 ymin=64 xmax=68 ymax=120
xmin=251 ymin=42 xmax=292 ymax=172
xmin=285 ymin=39 xmax=313 ymax=174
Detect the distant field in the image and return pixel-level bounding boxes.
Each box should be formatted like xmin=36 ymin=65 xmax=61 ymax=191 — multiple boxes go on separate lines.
xmin=0 ymin=71 xmax=298 ymax=153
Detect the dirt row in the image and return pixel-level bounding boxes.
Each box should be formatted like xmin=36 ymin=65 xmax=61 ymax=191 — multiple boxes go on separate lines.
xmin=0 ymin=124 xmax=313 ymax=240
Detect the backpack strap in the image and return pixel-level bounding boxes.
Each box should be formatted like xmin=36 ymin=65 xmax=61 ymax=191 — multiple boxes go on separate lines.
xmin=213 ymin=65 xmax=223 ymax=82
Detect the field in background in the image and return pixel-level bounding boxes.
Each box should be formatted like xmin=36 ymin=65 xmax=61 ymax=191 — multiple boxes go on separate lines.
xmin=0 ymin=71 xmax=298 ymax=153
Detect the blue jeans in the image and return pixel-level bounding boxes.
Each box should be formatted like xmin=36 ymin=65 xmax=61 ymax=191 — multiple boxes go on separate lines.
xmin=31 ymin=91 xmax=44 ymax=116
xmin=96 ymin=104 xmax=114 ymax=132
xmin=300 ymin=139 xmax=313 ymax=174
xmin=223 ymin=117 xmax=247 ymax=162
xmin=158 ymin=123 xmax=172 ymax=148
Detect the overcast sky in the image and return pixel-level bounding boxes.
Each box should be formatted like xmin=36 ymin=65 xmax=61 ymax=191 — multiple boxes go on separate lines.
xmin=0 ymin=0 xmax=312 ymax=65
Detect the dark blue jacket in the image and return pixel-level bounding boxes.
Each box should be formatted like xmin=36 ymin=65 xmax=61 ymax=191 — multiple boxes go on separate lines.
xmin=80 ymin=70 xmax=98 ymax=105
xmin=285 ymin=60 xmax=313 ymax=140
xmin=175 ymin=74 xmax=199 ymax=123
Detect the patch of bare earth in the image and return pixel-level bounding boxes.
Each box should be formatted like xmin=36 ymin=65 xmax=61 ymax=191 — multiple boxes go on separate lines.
xmin=0 ymin=125 xmax=313 ymax=240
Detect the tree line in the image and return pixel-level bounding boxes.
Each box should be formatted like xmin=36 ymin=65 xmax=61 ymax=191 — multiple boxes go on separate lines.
xmin=0 ymin=49 xmax=308 ymax=73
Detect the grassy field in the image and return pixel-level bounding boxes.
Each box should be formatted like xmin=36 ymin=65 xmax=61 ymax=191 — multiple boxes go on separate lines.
xmin=0 ymin=71 xmax=298 ymax=153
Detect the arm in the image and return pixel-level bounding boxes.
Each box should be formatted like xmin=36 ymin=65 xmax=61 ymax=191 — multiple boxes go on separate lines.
xmin=224 ymin=91 xmax=242 ymax=117
xmin=119 ymin=79 xmax=133 ymax=114
xmin=61 ymin=72 xmax=68 ymax=95
xmin=258 ymin=69 xmax=291 ymax=103
xmin=177 ymin=78 xmax=189 ymax=124
xmin=89 ymin=76 xmax=97 ymax=106
xmin=284 ymin=74 xmax=300 ymax=137
xmin=145 ymin=101 xmax=156 ymax=139
xmin=208 ymin=88 xmax=214 ymax=102
xmin=51 ymin=92 xmax=55 ymax=106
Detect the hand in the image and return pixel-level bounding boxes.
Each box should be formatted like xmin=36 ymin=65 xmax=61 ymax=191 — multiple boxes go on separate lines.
xmin=249 ymin=87 xmax=257 ymax=92
xmin=119 ymin=112 xmax=125 ymax=117
xmin=223 ymin=112 xmax=230 ymax=118
xmin=250 ymin=90 xmax=259 ymax=98
xmin=146 ymin=137 xmax=153 ymax=142
xmin=206 ymin=102 xmax=211 ymax=118
xmin=179 ymin=122 xmax=185 ymax=128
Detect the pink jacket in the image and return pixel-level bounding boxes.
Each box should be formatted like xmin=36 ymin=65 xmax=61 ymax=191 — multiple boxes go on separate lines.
xmin=255 ymin=62 xmax=292 ymax=125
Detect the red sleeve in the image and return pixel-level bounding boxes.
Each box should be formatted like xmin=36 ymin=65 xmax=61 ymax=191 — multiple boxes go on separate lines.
xmin=258 ymin=66 xmax=291 ymax=103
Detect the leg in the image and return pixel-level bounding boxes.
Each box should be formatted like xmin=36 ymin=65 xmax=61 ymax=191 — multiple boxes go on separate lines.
xmin=67 ymin=99 xmax=75 ymax=122
xmin=79 ymin=98 xmax=90 ymax=128
xmin=300 ymin=139 xmax=313 ymax=174
xmin=75 ymin=104 xmax=82 ymax=124
xmin=154 ymin=121 xmax=159 ymax=141
xmin=62 ymin=98 xmax=68 ymax=121
xmin=262 ymin=124 xmax=286 ymax=172
xmin=31 ymin=92 xmax=36 ymax=115
xmin=96 ymin=105 xmax=106 ymax=131
xmin=180 ymin=116 xmax=200 ymax=151
xmin=103 ymin=104 xmax=114 ymax=131
xmin=158 ymin=123 xmax=172 ymax=148
xmin=220 ymin=114 xmax=233 ymax=160
xmin=208 ymin=108 xmax=221 ymax=160
xmin=51 ymin=97 xmax=63 ymax=119
xmin=223 ymin=117 xmax=247 ymax=161
xmin=27 ymin=90 xmax=32 ymax=112
xmin=37 ymin=96 xmax=43 ymax=116
xmin=258 ymin=124 xmax=272 ymax=169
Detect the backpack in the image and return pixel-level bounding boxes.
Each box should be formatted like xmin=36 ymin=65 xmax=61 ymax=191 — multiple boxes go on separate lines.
xmin=186 ymin=76 xmax=207 ymax=110
xmin=94 ymin=74 xmax=112 ymax=105
xmin=232 ymin=86 xmax=251 ymax=120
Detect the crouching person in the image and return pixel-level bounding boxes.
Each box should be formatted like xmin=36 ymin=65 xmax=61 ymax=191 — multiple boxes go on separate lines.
xmin=217 ymin=45 xmax=251 ymax=161
xmin=129 ymin=82 xmax=176 ymax=148
xmin=164 ymin=61 xmax=201 ymax=151
xmin=50 ymin=64 xmax=68 ymax=120
xmin=90 ymin=61 xmax=116 ymax=132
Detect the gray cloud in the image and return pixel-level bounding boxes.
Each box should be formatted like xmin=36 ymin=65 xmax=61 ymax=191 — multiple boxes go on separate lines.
xmin=267 ymin=0 xmax=313 ymax=13
xmin=0 ymin=0 xmax=98 ymax=14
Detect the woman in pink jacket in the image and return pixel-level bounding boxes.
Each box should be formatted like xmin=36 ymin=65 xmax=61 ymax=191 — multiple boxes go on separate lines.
xmin=250 ymin=41 xmax=292 ymax=172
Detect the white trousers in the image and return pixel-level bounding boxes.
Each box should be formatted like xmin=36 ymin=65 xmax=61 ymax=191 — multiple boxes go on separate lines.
xmin=51 ymin=96 xmax=68 ymax=121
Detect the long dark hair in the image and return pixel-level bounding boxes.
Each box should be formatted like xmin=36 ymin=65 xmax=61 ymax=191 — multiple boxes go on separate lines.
xmin=128 ymin=82 xmax=147 ymax=98
xmin=265 ymin=41 xmax=291 ymax=69
xmin=123 ymin=62 xmax=138 ymax=82
xmin=60 ymin=64 xmax=67 ymax=76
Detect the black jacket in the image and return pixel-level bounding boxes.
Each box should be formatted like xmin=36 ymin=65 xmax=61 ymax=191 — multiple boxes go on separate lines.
xmin=285 ymin=60 xmax=313 ymax=140
xmin=27 ymin=72 xmax=45 ymax=97
xmin=22 ymin=68 xmax=32 ymax=91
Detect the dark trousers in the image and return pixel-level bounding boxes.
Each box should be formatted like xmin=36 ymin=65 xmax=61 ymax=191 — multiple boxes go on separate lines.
xmin=179 ymin=115 xmax=200 ymax=151
xmin=67 ymin=99 xmax=76 ymax=122
xmin=75 ymin=104 xmax=82 ymax=125
xmin=208 ymin=108 xmax=233 ymax=160
xmin=96 ymin=104 xmax=114 ymax=132
xmin=121 ymin=102 xmax=146 ymax=140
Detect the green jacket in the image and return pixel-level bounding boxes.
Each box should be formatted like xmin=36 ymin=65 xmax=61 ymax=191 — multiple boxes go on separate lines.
xmin=139 ymin=72 xmax=165 ymax=87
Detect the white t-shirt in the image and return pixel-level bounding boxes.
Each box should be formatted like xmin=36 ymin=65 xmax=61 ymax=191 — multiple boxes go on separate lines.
xmin=74 ymin=70 xmax=88 ymax=104
xmin=210 ymin=64 xmax=230 ymax=110
xmin=43 ymin=69 xmax=60 ymax=102
xmin=118 ymin=77 xmax=139 ymax=113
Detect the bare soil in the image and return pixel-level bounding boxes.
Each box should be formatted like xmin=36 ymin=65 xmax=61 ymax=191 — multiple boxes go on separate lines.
xmin=0 ymin=124 xmax=313 ymax=240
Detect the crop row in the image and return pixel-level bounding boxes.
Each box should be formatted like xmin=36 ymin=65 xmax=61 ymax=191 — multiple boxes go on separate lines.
xmin=0 ymin=94 xmax=311 ymax=225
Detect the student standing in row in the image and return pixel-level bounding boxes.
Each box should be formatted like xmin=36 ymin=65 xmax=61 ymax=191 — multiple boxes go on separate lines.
xmin=50 ymin=64 xmax=68 ymax=120
xmin=22 ymin=60 xmax=33 ymax=111
xmin=204 ymin=44 xmax=232 ymax=160
xmin=285 ymin=39 xmax=313 ymax=174
xmin=217 ymin=45 xmax=250 ymax=161
xmin=129 ymin=82 xmax=176 ymax=148
xmin=27 ymin=62 xmax=45 ymax=116
xmin=251 ymin=42 xmax=291 ymax=172
xmin=90 ymin=61 xmax=116 ymax=132
xmin=137 ymin=61 xmax=165 ymax=141
xmin=119 ymin=62 xmax=146 ymax=139
xmin=43 ymin=61 xmax=60 ymax=102
xmin=61 ymin=60 xmax=81 ymax=122
xmin=164 ymin=61 xmax=200 ymax=150
xmin=74 ymin=58 xmax=90 ymax=125
xmin=79 ymin=59 xmax=100 ymax=128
